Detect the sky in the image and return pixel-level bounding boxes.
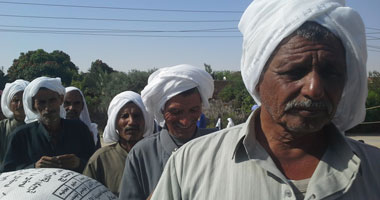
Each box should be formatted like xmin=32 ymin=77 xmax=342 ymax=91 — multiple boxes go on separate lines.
xmin=0 ymin=0 xmax=379 ymax=74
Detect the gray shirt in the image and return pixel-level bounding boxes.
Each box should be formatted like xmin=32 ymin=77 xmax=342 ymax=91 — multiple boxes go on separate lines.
xmin=119 ymin=127 xmax=216 ymax=200
xmin=151 ymin=110 xmax=380 ymax=200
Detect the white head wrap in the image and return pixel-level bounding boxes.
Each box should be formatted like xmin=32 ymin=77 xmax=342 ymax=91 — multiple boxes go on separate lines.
xmin=1 ymin=79 xmax=29 ymax=119
xmin=103 ymin=91 xmax=154 ymax=144
xmin=65 ymin=86 xmax=99 ymax=144
xmin=23 ymin=77 xmax=66 ymax=123
xmin=239 ymin=0 xmax=367 ymax=132
xmin=141 ymin=64 xmax=214 ymax=124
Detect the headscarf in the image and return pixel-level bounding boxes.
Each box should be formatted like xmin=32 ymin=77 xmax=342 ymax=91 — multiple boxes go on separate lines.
xmin=226 ymin=118 xmax=235 ymax=128
xmin=141 ymin=64 xmax=214 ymax=124
xmin=23 ymin=77 xmax=66 ymax=123
xmin=1 ymin=79 xmax=29 ymax=119
xmin=239 ymin=0 xmax=367 ymax=132
xmin=103 ymin=91 xmax=154 ymax=144
xmin=65 ymin=86 xmax=99 ymax=144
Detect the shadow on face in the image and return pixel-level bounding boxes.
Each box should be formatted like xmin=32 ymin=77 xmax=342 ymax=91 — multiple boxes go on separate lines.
xmin=64 ymin=90 xmax=84 ymax=120
xmin=32 ymin=88 xmax=64 ymax=125
xmin=117 ymin=102 xmax=145 ymax=146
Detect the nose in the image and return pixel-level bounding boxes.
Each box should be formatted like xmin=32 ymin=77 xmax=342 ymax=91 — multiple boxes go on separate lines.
xmin=179 ymin=116 xmax=193 ymax=127
xmin=128 ymin=116 xmax=137 ymax=126
xmin=301 ymin=70 xmax=325 ymax=100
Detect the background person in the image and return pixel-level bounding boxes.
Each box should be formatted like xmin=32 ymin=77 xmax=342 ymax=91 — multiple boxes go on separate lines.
xmin=83 ymin=91 xmax=153 ymax=196
xmin=64 ymin=86 xmax=99 ymax=148
xmin=119 ymin=64 xmax=215 ymax=200
xmin=0 ymin=79 xmax=29 ymax=165
xmin=0 ymin=77 xmax=95 ymax=173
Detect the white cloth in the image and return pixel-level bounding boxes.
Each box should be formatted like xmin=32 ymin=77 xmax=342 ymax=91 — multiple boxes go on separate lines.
xmin=215 ymin=118 xmax=222 ymax=130
xmin=141 ymin=64 xmax=214 ymax=124
xmin=22 ymin=77 xmax=66 ymax=123
xmin=103 ymin=91 xmax=154 ymax=144
xmin=1 ymin=79 xmax=29 ymax=118
xmin=0 ymin=168 xmax=117 ymax=200
xmin=239 ymin=0 xmax=367 ymax=132
xmin=65 ymin=86 xmax=99 ymax=145
xmin=226 ymin=118 xmax=234 ymax=128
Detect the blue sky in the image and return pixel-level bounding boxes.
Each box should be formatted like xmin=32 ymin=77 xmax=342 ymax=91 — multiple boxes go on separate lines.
xmin=0 ymin=0 xmax=379 ymax=74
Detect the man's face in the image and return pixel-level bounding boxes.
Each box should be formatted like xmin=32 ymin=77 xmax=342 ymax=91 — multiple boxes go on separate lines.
xmin=33 ymin=88 xmax=64 ymax=125
xmin=117 ymin=102 xmax=145 ymax=145
xmin=9 ymin=91 xmax=25 ymax=121
xmin=64 ymin=90 xmax=84 ymax=120
xmin=258 ymin=35 xmax=346 ymax=135
xmin=163 ymin=92 xmax=202 ymax=140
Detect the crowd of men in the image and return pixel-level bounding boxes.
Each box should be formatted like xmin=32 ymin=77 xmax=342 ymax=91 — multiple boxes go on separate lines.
xmin=0 ymin=0 xmax=380 ymax=199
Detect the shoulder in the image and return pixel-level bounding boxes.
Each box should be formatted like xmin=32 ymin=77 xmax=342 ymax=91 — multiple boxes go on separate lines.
xmin=346 ymin=137 xmax=380 ymax=166
xmin=131 ymin=132 xmax=160 ymax=151
xmin=173 ymin=124 xmax=245 ymax=161
xmin=88 ymin=143 xmax=118 ymax=161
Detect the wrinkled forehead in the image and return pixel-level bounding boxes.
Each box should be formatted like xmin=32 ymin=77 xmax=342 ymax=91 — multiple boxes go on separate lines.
xmin=119 ymin=102 xmax=143 ymax=114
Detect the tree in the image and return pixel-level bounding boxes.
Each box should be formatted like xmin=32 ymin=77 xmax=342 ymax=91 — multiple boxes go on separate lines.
xmin=7 ymin=49 xmax=78 ymax=86
xmin=0 ymin=68 xmax=9 ymax=89
xmin=89 ymin=59 xmax=114 ymax=74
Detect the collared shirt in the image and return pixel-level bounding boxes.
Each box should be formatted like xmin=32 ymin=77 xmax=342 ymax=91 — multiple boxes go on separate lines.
xmin=0 ymin=119 xmax=95 ymax=173
xmin=0 ymin=118 xmax=24 ymax=165
xmin=83 ymin=142 xmax=128 ymax=196
xmin=151 ymin=110 xmax=380 ymax=200
xmin=119 ymin=127 xmax=216 ymax=200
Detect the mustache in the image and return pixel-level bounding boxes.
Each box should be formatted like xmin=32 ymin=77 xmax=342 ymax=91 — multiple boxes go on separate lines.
xmin=284 ymin=98 xmax=333 ymax=115
xmin=123 ymin=126 xmax=141 ymax=132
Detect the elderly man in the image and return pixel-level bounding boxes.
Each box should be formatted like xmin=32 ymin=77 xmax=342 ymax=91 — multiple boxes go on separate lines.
xmin=83 ymin=91 xmax=153 ymax=196
xmin=64 ymin=86 xmax=99 ymax=147
xmin=0 ymin=79 xmax=29 ymax=165
xmin=0 ymin=77 xmax=95 ymax=173
xmin=151 ymin=1 xmax=380 ymax=199
xmin=118 ymin=64 xmax=215 ymax=199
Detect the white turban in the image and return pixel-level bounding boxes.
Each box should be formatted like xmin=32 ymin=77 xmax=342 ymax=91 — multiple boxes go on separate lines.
xmin=141 ymin=64 xmax=214 ymax=124
xmin=103 ymin=91 xmax=154 ymax=144
xmin=23 ymin=77 xmax=66 ymax=124
xmin=239 ymin=0 xmax=367 ymax=132
xmin=1 ymin=79 xmax=29 ymax=119
xmin=65 ymin=86 xmax=99 ymax=144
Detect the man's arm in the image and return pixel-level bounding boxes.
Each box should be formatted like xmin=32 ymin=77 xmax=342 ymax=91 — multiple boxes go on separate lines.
xmin=1 ymin=131 xmax=32 ymax=172
xmin=119 ymin=150 xmax=146 ymax=200
xmin=150 ymin=155 xmax=182 ymax=200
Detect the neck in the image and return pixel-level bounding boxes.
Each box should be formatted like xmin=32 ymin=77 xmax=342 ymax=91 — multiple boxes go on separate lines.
xmin=255 ymin=111 xmax=328 ymax=180
xmin=42 ymin=118 xmax=62 ymax=135
xmin=119 ymin=141 xmax=135 ymax=153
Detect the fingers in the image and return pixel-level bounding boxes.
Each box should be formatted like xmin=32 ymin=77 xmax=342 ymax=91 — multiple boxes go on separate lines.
xmin=36 ymin=156 xmax=62 ymax=168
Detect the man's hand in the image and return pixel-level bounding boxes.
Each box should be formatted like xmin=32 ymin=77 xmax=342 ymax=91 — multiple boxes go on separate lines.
xmin=35 ymin=156 xmax=62 ymax=168
xmin=56 ymin=154 xmax=80 ymax=170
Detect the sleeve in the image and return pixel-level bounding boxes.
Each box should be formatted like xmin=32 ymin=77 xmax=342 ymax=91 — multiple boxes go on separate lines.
xmin=0 ymin=130 xmax=34 ymax=172
xmin=150 ymin=154 xmax=182 ymax=200
xmin=119 ymin=150 xmax=146 ymax=200
xmin=82 ymin=154 xmax=101 ymax=181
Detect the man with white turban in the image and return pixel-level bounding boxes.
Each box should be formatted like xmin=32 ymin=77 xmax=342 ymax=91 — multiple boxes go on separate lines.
xmin=119 ymin=64 xmax=215 ymax=200
xmin=83 ymin=91 xmax=153 ymax=196
xmin=64 ymin=86 xmax=100 ymax=148
xmin=0 ymin=79 xmax=29 ymax=165
xmin=151 ymin=1 xmax=380 ymax=199
xmin=0 ymin=77 xmax=95 ymax=173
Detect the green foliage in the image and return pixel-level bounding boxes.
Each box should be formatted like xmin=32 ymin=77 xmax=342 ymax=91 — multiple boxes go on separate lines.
xmin=365 ymin=71 xmax=380 ymax=123
xmin=0 ymin=69 xmax=9 ymax=89
xmin=7 ymin=49 xmax=78 ymax=86
xmin=218 ymin=72 xmax=255 ymax=113
xmin=89 ymin=59 xmax=114 ymax=74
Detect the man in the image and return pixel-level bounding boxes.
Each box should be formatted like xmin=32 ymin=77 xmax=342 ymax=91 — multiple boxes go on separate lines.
xmin=83 ymin=91 xmax=153 ymax=196
xmin=119 ymin=64 xmax=215 ymax=199
xmin=0 ymin=77 xmax=95 ymax=173
xmin=151 ymin=1 xmax=380 ymax=199
xmin=0 ymin=79 xmax=29 ymax=165
xmin=64 ymin=86 xmax=99 ymax=147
